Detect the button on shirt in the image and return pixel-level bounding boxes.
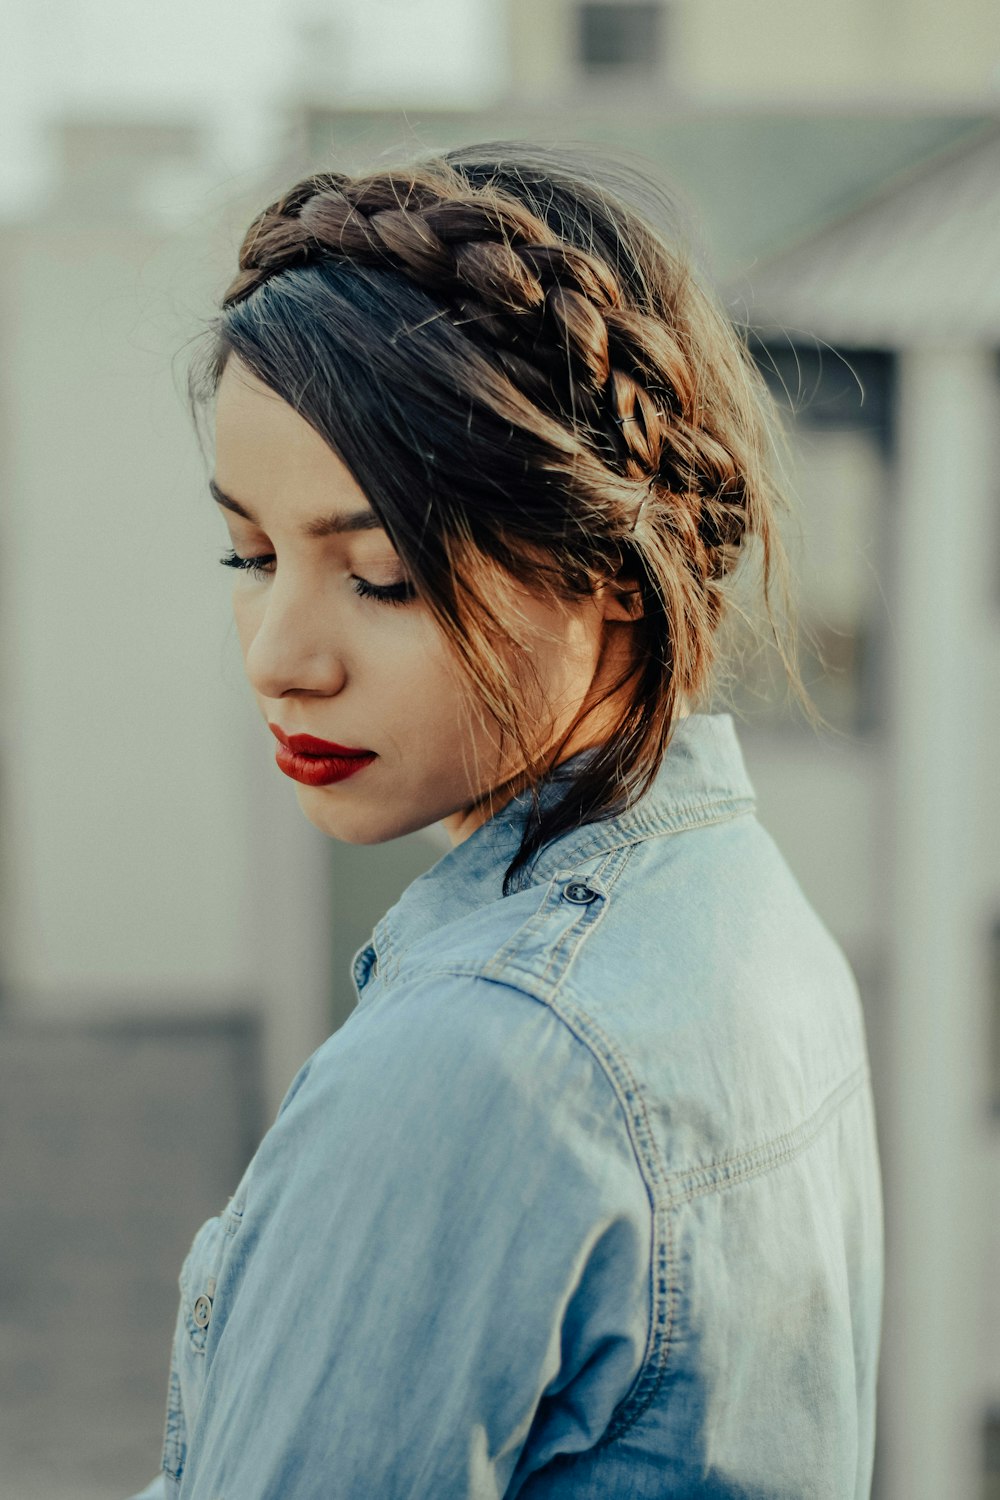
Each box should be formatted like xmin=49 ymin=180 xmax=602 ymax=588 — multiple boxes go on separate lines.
xmin=128 ymin=712 xmax=883 ymax=1500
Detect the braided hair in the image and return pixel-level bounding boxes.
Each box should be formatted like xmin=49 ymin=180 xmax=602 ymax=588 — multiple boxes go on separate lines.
xmin=190 ymin=141 xmax=804 ymax=893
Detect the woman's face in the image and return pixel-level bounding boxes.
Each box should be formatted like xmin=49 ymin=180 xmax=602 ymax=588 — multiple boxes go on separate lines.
xmin=212 ymin=357 xmax=643 ymax=847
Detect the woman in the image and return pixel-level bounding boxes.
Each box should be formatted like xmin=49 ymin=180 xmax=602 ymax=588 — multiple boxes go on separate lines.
xmin=129 ymin=141 xmax=883 ymax=1499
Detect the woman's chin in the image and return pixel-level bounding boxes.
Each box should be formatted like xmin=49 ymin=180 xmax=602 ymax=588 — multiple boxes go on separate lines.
xmin=292 ymin=783 xmax=440 ymax=847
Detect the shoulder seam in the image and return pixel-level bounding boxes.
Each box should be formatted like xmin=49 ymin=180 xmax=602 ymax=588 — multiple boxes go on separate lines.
xmin=528 ymin=797 xmax=757 ymax=884
xmin=403 ymin=963 xmax=871 ymax=1445
xmin=664 ymin=1064 xmax=868 ymax=1204
xmin=408 ymin=957 xmax=672 ymax=1441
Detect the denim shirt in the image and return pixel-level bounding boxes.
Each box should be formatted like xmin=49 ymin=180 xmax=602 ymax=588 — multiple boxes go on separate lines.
xmin=128 ymin=712 xmax=883 ymax=1500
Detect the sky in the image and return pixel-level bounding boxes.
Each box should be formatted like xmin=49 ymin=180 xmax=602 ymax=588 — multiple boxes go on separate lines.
xmin=0 ymin=0 xmax=503 ymax=208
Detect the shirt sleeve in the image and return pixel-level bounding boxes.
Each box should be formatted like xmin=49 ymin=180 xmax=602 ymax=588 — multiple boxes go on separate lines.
xmin=182 ymin=970 xmax=652 ymax=1499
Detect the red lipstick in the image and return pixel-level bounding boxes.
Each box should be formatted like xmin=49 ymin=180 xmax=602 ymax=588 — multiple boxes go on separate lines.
xmin=268 ymin=724 xmax=376 ymax=787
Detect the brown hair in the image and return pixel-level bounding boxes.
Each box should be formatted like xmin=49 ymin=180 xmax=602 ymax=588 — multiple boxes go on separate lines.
xmin=190 ymin=141 xmax=808 ymax=894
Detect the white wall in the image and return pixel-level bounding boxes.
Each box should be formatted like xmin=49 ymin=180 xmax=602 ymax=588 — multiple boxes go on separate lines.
xmin=0 ymin=144 xmax=343 ymax=1115
xmin=0 ymin=213 xmax=254 ymax=1010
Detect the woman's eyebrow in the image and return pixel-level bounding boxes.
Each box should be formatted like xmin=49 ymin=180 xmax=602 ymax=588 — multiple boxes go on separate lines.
xmin=208 ymin=478 xmax=384 ymax=536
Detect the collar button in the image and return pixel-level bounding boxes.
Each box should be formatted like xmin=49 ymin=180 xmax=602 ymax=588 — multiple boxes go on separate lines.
xmin=562 ymin=881 xmax=599 ymax=905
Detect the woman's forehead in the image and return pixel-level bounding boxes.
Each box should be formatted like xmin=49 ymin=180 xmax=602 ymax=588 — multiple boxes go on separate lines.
xmin=214 ymin=361 xmax=380 ymax=532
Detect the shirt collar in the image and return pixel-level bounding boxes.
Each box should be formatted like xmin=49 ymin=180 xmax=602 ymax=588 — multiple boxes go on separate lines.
xmin=362 ymin=711 xmax=756 ymax=989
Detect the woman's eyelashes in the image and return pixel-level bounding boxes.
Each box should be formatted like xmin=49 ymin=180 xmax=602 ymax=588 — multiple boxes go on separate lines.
xmin=350 ymin=574 xmax=418 ymax=607
xmin=218 ymin=548 xmax=417 ymax=606
xmin=219 ymin=548 xmax=275 ymax=583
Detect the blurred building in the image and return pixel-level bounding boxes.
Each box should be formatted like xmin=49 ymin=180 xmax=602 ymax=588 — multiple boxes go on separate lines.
xmin=1 ymin=0 xmax=999 ymax=1495
xmin=745 ymin=124 xmax=1000 ymax=1500
xmin=504 ymin=0 xmax=1000 ymax=109
xmin=0 ymin=119 xmax=354 ymax=1497
xmin=0 ymin=120 xmax=340 ymax=1113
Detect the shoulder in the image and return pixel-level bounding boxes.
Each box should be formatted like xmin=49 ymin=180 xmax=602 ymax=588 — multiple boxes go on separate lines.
xmin=405 ymin=813 xmax=871 ymax=1177
xmin=461 ymin=806 xmax=860 ymax=1045
xmin=266 ymin=965 xmax=651 ymax=1217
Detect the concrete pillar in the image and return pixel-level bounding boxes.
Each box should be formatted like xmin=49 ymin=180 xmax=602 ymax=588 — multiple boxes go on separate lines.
xmin=881 ymin=347 xmax=994 ymax=1500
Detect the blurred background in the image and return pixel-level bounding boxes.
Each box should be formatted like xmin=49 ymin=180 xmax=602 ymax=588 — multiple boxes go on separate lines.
xmin=0 ymin=2 xmax=998 ymax=1497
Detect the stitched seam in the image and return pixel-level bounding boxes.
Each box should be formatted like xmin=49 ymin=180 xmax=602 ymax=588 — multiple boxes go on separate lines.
xmin=624 ymin=792 xmax=756 ymax=837
xmin=528 ymin=797 xmax=755 ymax=882
xmin=478 ymin=874 xmax=578 ymax=982
xmin=375 ymin=802 xmax=757 ymax=988
xmin=405 ymin=962 xmax=866 ymax=1206
xmin=160 ymin=1360 xmax=187 ymax=1481
xmin=374 ymin=913 xmax=397 ymax=984
xmin=478 ymin=847 xmax=627 ymax=986
xmin=419 ymin=949 xmax=674 ymax=1441
xmin=665 ymin=1065 xmax=868 ymax=1204
xmin=525 ymin=988 xmax=672 ymax=1439
xmin=600 ymin=1197 xmax=675 ymax=1445
xmin=576 ymin=802 xmax=755 ymax=858
xmin=403 ymin=963 xmax=871 ymax=1442
xmin=531 ymin=995 xmax=674 ymax=1439
xmin=534 ymin=848 xmax=632 ymax=989
xmin=599 ymin=1066 xmax=870 ymax=1443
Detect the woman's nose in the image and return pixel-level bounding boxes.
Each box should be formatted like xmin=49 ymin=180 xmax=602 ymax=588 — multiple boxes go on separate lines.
xmin=240 ymin=580 xmax=348 ymax=700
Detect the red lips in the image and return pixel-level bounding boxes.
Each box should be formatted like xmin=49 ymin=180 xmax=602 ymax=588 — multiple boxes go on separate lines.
xmin=267 ymin=724 xmax=376 ymax=786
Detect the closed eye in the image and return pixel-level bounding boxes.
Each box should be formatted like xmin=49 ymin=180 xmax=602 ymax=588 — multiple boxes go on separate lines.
xmin=350 ymin=575 xmax=417 ymax=606
xmin=219 ymin=549 xmax=275 ymax=582
xmin=218 ymin=550 xmax=416 ymax=605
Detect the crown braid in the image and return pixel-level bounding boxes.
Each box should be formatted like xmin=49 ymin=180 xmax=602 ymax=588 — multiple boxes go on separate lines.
xmin=196 ymin=143 xmax=808 ymax=894
xmin=221 ymin=167 xmax=749 ymax=579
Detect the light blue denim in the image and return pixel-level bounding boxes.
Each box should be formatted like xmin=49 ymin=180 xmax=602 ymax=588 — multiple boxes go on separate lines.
xmin=128 ymin=712 xmax=883 ymax=1500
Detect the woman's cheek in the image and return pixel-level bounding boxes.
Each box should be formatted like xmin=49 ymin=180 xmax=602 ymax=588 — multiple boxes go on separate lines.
xmin=384 ymin=608 xmax=459 ymax=688
xmin=231 ymin=590 xmax=260 ymax=662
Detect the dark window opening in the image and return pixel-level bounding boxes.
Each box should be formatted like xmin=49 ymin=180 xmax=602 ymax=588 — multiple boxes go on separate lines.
xmin=983 ymin=1405 xmax=1000 ymax=1499
xmin=577 ymin=2 xmax=664 ymax=74
xmin=717 ymin=342 xmax=894 ymax=737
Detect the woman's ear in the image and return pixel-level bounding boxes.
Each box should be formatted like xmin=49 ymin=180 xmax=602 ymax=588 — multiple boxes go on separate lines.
xmin=595 ymin=576 xmax=645 ymax=622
